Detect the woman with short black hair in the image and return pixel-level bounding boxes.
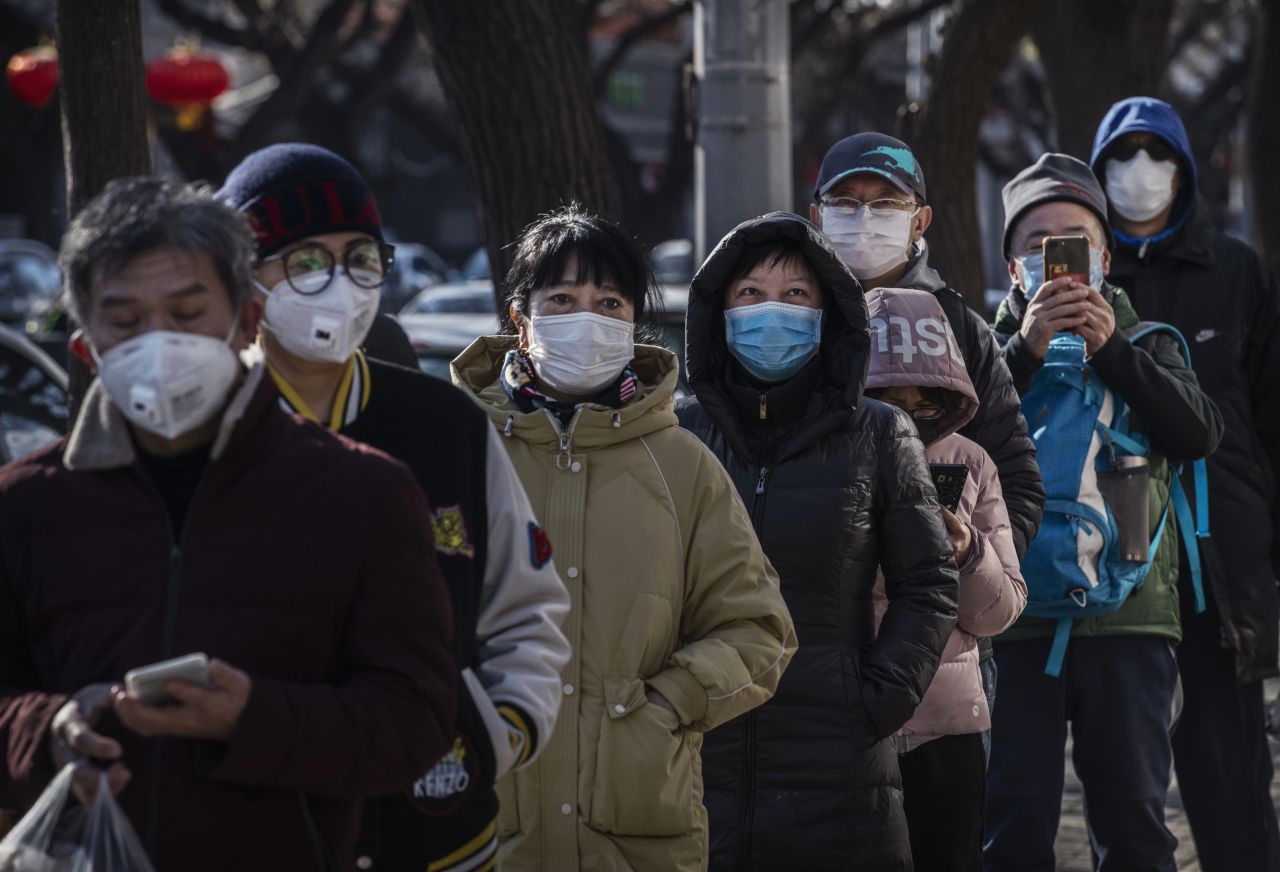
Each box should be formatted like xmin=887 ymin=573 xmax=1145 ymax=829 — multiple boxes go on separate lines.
xmin=451 ymin=205 xmax=796 ymax=872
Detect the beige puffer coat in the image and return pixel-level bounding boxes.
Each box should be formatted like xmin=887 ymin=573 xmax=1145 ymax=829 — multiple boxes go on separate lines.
xmin=452 ymin=337 xmax=796 ymax=872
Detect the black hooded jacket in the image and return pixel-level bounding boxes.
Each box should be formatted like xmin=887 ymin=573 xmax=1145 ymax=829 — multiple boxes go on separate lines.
xmin=677 ymin=213 xmax=959 ymax=871
xmin=1106 ymin=201 xmax=1280 ymax=683
xmin=897 ymin=241 xmax=1045 ymax=557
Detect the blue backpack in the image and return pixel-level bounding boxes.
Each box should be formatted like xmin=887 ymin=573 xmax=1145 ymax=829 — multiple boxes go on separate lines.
xmin=1019 ymin=325 xmax=1208 ymax=676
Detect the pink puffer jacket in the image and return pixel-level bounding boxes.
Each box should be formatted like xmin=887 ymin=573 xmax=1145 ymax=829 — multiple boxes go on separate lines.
xmin=866 ymin=288 xmax=1027 ymax=735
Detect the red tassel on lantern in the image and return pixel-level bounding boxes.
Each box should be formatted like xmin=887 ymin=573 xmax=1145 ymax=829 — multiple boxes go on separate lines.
xmin=6 ymin=46 xmax=59 ymax=107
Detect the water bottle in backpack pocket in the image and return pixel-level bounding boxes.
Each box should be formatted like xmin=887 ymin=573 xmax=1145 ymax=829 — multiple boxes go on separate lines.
xmin=1016 ymin=328 xmax=1208 ymax=676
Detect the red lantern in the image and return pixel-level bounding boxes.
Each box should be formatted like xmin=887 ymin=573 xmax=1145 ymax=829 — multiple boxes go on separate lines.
xmin=145 ymin=47 xmax=228 ymax=106
xmin=6 ymin=46 xmax=58 ymax=107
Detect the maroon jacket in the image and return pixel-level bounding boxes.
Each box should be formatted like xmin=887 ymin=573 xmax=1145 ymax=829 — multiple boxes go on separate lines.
xmin=0 ymin=366 xmax=456 ymax=871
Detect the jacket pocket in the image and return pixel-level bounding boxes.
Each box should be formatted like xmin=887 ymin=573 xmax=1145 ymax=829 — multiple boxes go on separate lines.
xmin=587 ymin=676 xmax=695 ymax=837
xmin=840 ymin=650 xmax=880 ymax=751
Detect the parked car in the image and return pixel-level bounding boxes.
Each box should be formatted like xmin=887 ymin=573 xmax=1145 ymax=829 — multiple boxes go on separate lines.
xmin=382 ymin=240 xmax=453 ymax=313
xmin=395 ymin=283 xmax=691 ymax=394
xmin=0 ymin=323 xmax=68 ymax=462
xmin=398 ymin=312 xmax=501 ymax=380
xmin=0 ymin=240 xmax=61 ymax=328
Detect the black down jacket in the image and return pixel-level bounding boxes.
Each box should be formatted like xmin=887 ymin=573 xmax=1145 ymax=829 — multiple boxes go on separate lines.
xmin=677 ymin=213 xmax=959 ymax=871
xmin=1106 ymin=200 xmax=1280 ymax=683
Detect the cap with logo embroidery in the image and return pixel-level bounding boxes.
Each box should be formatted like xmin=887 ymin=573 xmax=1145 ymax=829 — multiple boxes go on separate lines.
xmin=814 ymin=132 xmax=926 ymax=203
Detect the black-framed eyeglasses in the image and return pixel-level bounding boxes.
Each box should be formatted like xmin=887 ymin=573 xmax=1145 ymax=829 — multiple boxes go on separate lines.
xmin=262 ymin=239 xmax=396 ymax=295
xmin=1107 ymin=137 xmax=1175 ymax=163
xmin=819 ymin=196 xmax=919 ymax=215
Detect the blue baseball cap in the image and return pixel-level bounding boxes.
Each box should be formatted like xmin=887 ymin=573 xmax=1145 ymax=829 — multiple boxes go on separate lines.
xmin=815 ymin=132 xmax=926 ymax=203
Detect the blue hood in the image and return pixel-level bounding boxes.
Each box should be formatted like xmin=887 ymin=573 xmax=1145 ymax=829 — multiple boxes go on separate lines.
xmin=1090 ymin=97 xmax=1197 ymax=242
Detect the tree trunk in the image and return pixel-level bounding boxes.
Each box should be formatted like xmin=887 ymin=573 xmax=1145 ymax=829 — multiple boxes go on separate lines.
xmin=1034 ymin=0 xmax=1175 ymax=161
xmin=902 ymin=0 xmax=1041 ymax=309
xmin=55 ymin=0 xmax=151 ymax=413
xmin=411 ymin=0 xmax=619 ymax=321
xmin=1247 ymin=6 xmax=1279 ymax=272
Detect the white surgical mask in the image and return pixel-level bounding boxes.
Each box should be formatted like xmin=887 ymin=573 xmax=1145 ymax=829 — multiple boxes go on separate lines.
xmin=93 ymin=325 xmax=240 ymax=441
xmin=821 ymin=204 xmax=917 ymax=280
xmin=525 ymin=311 xmax=635 ymax=397
xmin=256 ymin=269 xmax=380 ymax=364
xmin=1105 ymin=151 xmax=1178 ymax=222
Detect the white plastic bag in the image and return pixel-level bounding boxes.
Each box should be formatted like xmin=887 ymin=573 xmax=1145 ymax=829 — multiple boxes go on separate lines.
xmin=0 ymin=764 xmax=154 ymax=872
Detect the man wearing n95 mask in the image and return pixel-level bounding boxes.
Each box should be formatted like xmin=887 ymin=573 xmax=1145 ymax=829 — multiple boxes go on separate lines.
xmin=0 ymin=177 xmax=458 ymax=870
xmin=219 ymin=143 xmax=570 ymax=872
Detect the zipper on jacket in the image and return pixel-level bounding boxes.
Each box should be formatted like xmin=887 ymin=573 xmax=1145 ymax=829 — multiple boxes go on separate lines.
xmin=546 ymin=406 xmax=585 ymax=471
xmin=299 ymin=792 xmax=333 ymax=871
xmin=758 ymin=393 xmax=767 ymax=421
xmin=754 ymin=466 xmax=770 ymax=495
xmin=739 ymin=711 xmax=757 ymax=871
xmin=741 ymin=458 xmax=771 ymax=870
xmin=136 ymin=465 xmax=210 ymax=857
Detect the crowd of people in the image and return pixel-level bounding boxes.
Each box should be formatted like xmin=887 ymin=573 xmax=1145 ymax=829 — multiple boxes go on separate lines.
xmin=0 ymin=94 xmax=1276 ymax=872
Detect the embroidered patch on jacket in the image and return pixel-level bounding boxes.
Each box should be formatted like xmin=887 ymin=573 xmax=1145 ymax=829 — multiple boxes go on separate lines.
xmin=528 ymin=522 xmax=552 ymax=569
xmin=406 ymin=735 xmax=477 ymax=816
xmin=431 ymin=505 xmax=475 ymax=558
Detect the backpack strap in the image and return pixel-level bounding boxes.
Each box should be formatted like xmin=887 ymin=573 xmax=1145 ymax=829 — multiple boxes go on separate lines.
xmin=1125 ymin=321 xmax=1210 ymax=613
xmin=1172 ymin=467 xmax=1209 ymax=614
xmin=1046 ymin=618 xmax=1073 ymax=677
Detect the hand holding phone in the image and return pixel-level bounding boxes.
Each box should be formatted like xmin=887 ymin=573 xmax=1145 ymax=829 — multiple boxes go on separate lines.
xmin=124 ymin=653 xmax=210 ymax=706
xmin=114 ymin=656 xmax=251 ymax=743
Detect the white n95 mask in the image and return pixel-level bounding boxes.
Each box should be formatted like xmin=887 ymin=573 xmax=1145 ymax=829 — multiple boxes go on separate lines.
xmin=257 ymin=270 xmax=380 ymax=364
xmin=1105 ymin=151 xmax=1178 ymax=222
xmin=525 ymin=312 xmax=635 ymax=396
xmin=94 ymin=328 xmax=240 ymax=441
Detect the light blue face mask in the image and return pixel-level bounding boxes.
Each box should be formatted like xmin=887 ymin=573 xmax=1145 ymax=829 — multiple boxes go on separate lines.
xmin=724 ymin=302 xmax=823 ymax=383
xmin=1015 ymin=248 xmax=1105 ymax=300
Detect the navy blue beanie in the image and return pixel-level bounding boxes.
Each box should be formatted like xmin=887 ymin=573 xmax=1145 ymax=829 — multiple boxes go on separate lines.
xmin=217 ymin=143 xmax=382 ymax=257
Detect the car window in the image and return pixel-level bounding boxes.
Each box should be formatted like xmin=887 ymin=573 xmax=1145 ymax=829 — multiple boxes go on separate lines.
xmin=416 ymin=355 xmax=454 ymax=381
xmin=412 ymin=291 xmax=493 ymax=315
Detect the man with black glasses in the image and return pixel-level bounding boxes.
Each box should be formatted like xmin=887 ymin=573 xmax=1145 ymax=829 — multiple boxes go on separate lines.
xmin=1091 ymin=97 xmax=1280 ymax=872
xmin=219 ymin=144 xmax=571 ymax=872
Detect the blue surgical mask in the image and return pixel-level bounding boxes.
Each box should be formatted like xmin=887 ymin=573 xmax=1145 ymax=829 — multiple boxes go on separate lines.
xmin=1015 ymin=248 xmax=1105 ymax=300
xmin=724 ymin=302 xmax=823 ymax=383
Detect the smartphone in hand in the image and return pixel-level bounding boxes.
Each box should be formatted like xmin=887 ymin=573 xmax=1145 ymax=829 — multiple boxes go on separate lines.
xmin=1042 ymin=235 xmax=1090 ymax=286
xmin=124 ymin=653 xmax=210 ymax=706
xmin=929 ymin=464 xmax=969 ymax=514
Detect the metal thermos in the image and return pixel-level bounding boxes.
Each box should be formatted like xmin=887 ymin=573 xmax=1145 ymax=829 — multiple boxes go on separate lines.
xmin=1097 ymin=455 xmax=1151 ymax=562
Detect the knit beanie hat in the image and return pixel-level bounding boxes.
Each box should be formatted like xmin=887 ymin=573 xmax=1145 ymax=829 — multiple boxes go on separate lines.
xmin=1001 ymin=152 xmax=1114 ymax=258
xmin=217 ymin=143 xmax=382 ymax=257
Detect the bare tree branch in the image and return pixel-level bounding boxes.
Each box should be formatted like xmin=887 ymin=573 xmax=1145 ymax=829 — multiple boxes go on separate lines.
xmin=229 ymin=0 xmax=363 ymax=165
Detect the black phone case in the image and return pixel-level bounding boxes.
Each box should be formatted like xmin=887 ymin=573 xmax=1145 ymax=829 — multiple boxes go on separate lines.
xmin=929 ymin=464 xmax=969 ymax=513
